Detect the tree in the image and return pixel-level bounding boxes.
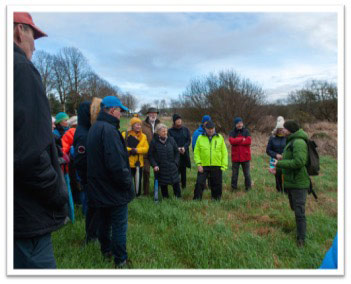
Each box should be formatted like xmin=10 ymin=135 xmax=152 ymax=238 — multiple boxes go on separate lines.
xmin=140 ymin=103 xmax=151 ymax=115
xmin=288 ymin=80 xmax=337 ymax=122
xmin=121 ymin=92 xmax=137 ymax=113
xmin=32 ymin=50 xmax=54 ymax=96
xmin=180 ymin=70 xmax=266 ymax=133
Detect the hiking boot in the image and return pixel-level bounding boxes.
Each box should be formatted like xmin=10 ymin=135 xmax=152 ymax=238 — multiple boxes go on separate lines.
xmin=297 ymin=239 xmax=305 ymax=248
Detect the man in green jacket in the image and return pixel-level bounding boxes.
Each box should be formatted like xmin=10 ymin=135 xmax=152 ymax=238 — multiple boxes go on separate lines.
xmin=193 ymin=121 xmax=228 ymax=200
xmin=270 ymin=120 xmax=309 ymax=247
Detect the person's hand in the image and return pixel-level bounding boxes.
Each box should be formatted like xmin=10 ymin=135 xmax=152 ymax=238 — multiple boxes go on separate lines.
xmin=276 ymin=154 xmax=283 ymax=160
xmin=154 ymin=166 xmax=159 ymax=172
xmin=198 ymin=165 xmax=203 ymax=173
xmin=269 ymin=167 xmax=276 ymax=175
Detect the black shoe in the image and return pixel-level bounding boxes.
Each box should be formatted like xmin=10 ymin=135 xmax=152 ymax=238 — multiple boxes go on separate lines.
xmin=297 ymin=239 xmax=305 ymax=248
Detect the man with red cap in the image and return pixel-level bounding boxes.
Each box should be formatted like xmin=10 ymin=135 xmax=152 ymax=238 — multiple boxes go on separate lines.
xmin=14 ymin=12 xmax=68 ymax=269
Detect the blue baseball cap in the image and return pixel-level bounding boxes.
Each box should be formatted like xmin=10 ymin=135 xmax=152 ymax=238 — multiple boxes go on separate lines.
xmin=101 ymin=96 xmax=129 ymax=112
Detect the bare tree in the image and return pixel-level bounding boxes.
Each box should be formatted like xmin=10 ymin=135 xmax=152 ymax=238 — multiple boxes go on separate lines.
xmin=140 ymin=103 xmax=151 ymax=115
xmin=180 ymin=70 xmax=265 ymax=133
xmin=51 ymin=54 xmax=70 ymax=112
xmin=288 ymin=80 xmax=337 ymax=122
xmin=120 ymin=92 xmax=137 ymax=113
xmin=32 ymin=50 xmax=54 ymax=96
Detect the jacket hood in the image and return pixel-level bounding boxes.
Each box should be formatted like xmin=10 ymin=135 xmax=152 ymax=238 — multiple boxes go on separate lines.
xmin=77 ymin=101 xmax=91 ymax=128
xmin=287 ymin=128 xmax=308 ymax=142
xmin=196 ymin=125 xmax=206 ymax=133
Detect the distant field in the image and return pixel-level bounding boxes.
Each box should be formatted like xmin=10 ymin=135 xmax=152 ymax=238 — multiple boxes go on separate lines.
xmin=52 ymin=117 xmax=338 ymax=269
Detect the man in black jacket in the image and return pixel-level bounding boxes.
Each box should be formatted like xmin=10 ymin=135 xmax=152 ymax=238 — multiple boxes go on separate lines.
xmin=14 ymin=12 xmax=68 ymax=269
xmin=87 ymin=96 xmax=135 ymax=268
xmin=168 ymin=114 xmax=191 ymax=189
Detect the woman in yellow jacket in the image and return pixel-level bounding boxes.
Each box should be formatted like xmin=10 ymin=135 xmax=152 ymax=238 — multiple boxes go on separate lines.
xmin=122 ymin=117 xmax=149 ymax=196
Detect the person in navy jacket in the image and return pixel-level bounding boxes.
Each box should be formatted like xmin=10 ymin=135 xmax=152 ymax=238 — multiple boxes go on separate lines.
xmin=266 ymin=116 xmax=287 ymax=193
xmin=87 ymin=96 xmax=135 ymax=268
xmin=229 ymin=117 xmax=252 ymax=192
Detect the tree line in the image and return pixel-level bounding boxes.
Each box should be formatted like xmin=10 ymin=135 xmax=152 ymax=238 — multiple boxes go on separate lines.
xmin=33 ymin=47 xmax=137 ymax=115
xmin=34 ymin=46 xmax=337 ymax=131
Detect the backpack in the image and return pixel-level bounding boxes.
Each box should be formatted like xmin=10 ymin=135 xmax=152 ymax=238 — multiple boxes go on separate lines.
xmin=290 ymin=138 xmax=320 ymax=200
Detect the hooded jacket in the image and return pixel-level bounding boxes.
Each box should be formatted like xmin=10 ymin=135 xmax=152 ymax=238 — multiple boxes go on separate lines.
xmin=229 ymin=127 xmax=252 ymax=162
xmin=192 ymin=124 xmax=206 ymax=151
xmin=276 ymin=129 xmax=310 ymax=189
xmin=168 ymin=125 xmax=191 ymax=168
xmin=194 ymin=133 xmax=228 ymax=170
xmin=266 ymin=135 xmax=286 ymax=159
xmin=14 ymin=43 xmax=68 ymax=238
xmin=87 ymin=111 xmax=135 ymax=207
xmin=73 ymin=101 xmax=91 ymax=185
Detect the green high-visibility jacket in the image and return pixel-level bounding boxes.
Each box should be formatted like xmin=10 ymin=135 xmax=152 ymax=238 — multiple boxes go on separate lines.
xmin=276 ymin=129 xmax=310 ymax=189
xmin=194 ymin=133 xmax=228 ymax=170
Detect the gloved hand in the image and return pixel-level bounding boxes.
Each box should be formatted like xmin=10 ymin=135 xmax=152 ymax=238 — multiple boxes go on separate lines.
xmin=130 ymin=148 xmax=138 ymax=155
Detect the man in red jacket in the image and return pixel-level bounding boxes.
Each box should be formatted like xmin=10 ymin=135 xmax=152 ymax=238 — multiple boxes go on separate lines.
xmin=229 ymin=117 xmax=252 ymax=192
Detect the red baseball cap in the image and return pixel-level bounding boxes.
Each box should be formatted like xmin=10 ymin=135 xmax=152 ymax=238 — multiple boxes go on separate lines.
xmin=14 ymin=12 xmax=47 ymax=39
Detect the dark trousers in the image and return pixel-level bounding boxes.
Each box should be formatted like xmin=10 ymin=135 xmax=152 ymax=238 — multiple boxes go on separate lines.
xmin=86 ymin=206 xmax=100 ymax=243
xmin=275 ymin=168 xmax=284 ymax=192
xmin=98 ymin=205 xmax=128 ymax=266
xmin=14 ymin=233 xmax=56 ymax=269
xmin=287 ymin=188 xmax=307 ymax=241
xmin=194 ymin=166 xmax=222 ymax=200
xmin=179 ymin=166 xmax=187 ymax=188
xmin=131 ymin=167 xmax=143 ymax=196
xmin=231 ymin=161 xmax=251 ymax=189
xmin=161 ymin=183 xmax=181 ymax=198
xmin=142 ymin=158 xmax=150 ymax=196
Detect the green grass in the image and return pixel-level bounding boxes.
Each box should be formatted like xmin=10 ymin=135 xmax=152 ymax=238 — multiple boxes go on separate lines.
xmin=52 ymin=117 xmax=338 ymax=269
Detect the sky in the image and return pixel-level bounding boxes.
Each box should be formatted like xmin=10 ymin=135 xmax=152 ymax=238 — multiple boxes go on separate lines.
xmin=31 ymin=11 xmax=338 ymax=109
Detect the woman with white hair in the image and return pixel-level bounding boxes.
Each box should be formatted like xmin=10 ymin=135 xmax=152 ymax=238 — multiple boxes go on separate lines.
xmin=266 ymin=116 xmax=287 ymax=193
xmin=148 ymin=123 xmax=181 ymax=199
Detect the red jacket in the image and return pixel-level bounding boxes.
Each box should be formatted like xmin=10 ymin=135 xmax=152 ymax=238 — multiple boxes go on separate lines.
xmin=62 ymin=128 xmax=76 ymax=155
xmin=229 ymin=128 xmax=251 ymax=162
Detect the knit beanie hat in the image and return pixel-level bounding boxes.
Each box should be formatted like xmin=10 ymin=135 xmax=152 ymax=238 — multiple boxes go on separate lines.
xmin=283 ymin=120 xmax=300 ymax=133
xmin=234 ymin=117 xmax=243 ymax=125
xmin=55 ymin=112 xmax=69 ymax=124
xmin=276 ymin=116 xmax=285 ymax=129
xmin=173 ymin=113 xmax=181 ymax=123
xmin=202 ymin=115 xmax=211 ymax=124
xmin=130 ymin=117 xmax=142 ymax=126
xmin=67 ymin=116 xmax=78 ymax=127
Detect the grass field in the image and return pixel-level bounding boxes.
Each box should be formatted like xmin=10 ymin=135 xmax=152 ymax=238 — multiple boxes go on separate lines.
xmin=52 ymin=117 xmax=338 ymax=269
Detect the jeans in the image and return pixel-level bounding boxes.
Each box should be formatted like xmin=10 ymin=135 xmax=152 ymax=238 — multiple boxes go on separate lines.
xmin=98 ymin=205 xmax=128 ymax=265
xmin=14 ymin=233 xmax=56 ymax=269
xmin=85 ymin=206 xmax=100 ymax=243
xmin=194 ymin=166 xmax=222 ymax=200
xmin=231 ymin=161 xmax=251 ymax=189
xmin=287 ymin=188 xmax=308 ymax=241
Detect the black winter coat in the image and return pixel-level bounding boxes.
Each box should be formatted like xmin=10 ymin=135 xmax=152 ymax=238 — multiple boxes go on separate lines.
xmin=266 ymin=135 xmax=287 ymax=159
xmin=14 ymin=44 xmax=68 ymax=238
xmin=87 ymin=111 xmax=135 ymax=207
xmin=73 ymin=101 xmax=91 ymax=185
xmin=168 ymin=126 xmax=191 ymax=168
xmin=148 ymin=135 xmax=180 ymax=186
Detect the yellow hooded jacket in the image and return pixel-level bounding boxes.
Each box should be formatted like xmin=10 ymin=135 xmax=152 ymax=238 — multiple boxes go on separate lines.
xmin=122 ymin=130 xmax=149 ymax=168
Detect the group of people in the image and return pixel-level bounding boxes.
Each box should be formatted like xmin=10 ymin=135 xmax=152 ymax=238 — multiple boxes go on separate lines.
xmin=13 ymin=11 xmax=325 ymax=270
